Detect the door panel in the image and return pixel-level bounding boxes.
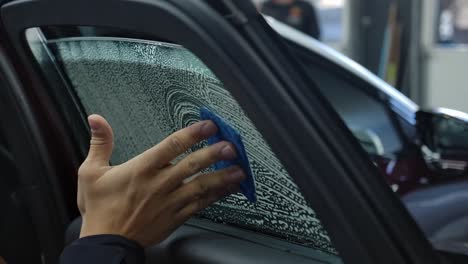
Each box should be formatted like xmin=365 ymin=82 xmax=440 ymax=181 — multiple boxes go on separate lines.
xmin=66 ymin=217 xmax=340 ymax=264
xmin=0 ymin=130 xmax=41 ymax=264
xmin=0 ymin=43 xmax=68 ymax=262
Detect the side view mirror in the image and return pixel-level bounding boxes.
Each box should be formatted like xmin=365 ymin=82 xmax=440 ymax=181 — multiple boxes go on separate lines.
xmin=417 ymin=108 xmax=468 ymax=174
xmin=351 ymin=128 xmax=384 ymax=156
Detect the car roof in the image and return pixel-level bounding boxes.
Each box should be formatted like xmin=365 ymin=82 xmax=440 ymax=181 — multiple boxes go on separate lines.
xmin=266 ymin=16 xmax=419 ymax=124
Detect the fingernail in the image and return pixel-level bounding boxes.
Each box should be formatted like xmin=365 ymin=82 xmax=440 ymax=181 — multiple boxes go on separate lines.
xmin=220 ymin=144 xmax=236 ymax=160
xmin=88 ymin=118 xmax=100 ymax=133
xmin=200 ymin=121 xmax=217 ymax=137
xmin=224 ymin=168 xmax=245 ymax=183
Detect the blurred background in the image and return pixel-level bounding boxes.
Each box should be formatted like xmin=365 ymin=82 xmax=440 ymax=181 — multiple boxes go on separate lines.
xmin=253 ymin=0 xmax=468 ymax=114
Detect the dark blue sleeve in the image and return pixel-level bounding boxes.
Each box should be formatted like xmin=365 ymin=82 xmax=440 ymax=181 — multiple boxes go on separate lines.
xmin=60 ymin=235 xmax=145 ymax=264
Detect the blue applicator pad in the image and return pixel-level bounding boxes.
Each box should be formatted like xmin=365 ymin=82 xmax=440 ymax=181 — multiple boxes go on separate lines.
xmin=200 ymin=107 xmax=257 ymax=203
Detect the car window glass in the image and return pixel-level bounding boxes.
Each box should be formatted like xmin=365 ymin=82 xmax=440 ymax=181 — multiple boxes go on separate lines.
xmin=434 ymin=115 xmax=468 ymax=149
xmin=317 ymin=70 xmax=402 ymax=156
xmin=27 ymin=29 xmax=339 ymax=257
xmin=295 ymin=53 xmax=403 ymax=157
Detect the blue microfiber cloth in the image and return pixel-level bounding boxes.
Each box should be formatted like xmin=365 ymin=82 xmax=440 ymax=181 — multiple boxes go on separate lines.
xmin=200 ymin=107 xmax=257 ymax=203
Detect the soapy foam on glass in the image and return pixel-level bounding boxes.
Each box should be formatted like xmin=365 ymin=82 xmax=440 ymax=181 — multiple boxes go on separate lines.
xmin=49 ymin=37 xmax=337 ymax=255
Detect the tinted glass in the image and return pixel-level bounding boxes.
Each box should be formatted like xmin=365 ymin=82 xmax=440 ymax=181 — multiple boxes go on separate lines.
xmin=299 ymin=58 xmax=403 ymax=157
xmin=434 ymin=115 xmax=468 ymax=149
xmin=34 ymin=35 xmax=338 ymax=256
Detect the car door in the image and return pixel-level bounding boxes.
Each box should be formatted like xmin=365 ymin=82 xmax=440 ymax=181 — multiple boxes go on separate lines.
xmin=0 ymin=42 xmax=64 ymax=263
xmin=0 ymin=0 xmax=441 ymax=264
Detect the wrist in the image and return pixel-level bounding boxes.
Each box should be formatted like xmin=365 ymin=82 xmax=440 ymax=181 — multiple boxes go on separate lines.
xmin=79 ymin=216 xmax=121 ymax=239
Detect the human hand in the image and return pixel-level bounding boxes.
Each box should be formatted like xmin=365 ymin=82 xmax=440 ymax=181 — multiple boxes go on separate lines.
xmin=77 ymin=114 xmax=245 ymax=247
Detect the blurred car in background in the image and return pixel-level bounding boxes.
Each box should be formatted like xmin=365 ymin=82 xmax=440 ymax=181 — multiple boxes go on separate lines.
xmin=268 ymin=17 xmax=468 ymax=247
xmin=267 ymin=16 xmax=468 ymax=195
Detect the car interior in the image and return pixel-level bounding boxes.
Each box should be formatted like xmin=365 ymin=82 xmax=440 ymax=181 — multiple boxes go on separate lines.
xmin=0 ymin=126 xmax=41 ymax=263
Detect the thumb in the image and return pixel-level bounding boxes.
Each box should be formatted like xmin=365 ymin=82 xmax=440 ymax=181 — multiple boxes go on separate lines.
xmin=86 ymin=114 xmax=114 ymax=166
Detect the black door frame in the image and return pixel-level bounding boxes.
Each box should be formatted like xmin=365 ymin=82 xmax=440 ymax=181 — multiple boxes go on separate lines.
xmin=0 ymin=43 xmax=68 ymax=262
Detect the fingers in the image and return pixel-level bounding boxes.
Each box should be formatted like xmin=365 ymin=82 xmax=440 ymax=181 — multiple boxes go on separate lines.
xmin=170 ymin=166 xmax=245 ymax=214
xmin=165 ymin=141 xmax=237 ymax=185
xmin=85 ymin=114 xmax=114 ymax=167
xmin=130 ymin=121 xmax=218 ymax=172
